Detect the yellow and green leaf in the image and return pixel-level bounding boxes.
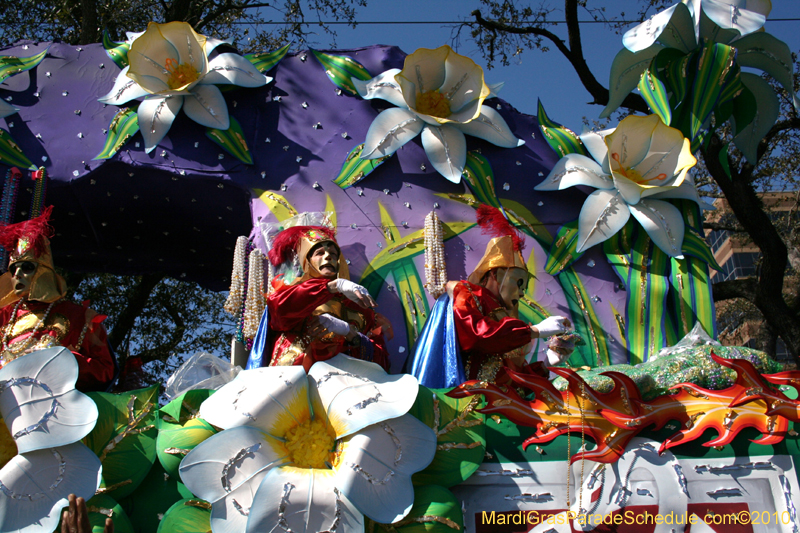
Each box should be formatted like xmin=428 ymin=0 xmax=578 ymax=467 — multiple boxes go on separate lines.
xmin=0 ymin=47 xmax=47 ymax=83
xmin=94 ymin=105 xmax=139 ymax=160
xmin=544 ymin=220 xmax=584 ymax=275
xmin=333 ymin=143 xmax=391 ymax=188
xmin=461 ymin=151 xmax=500 ymax=208
xmin=537 ymin=99 xmax=587 ymax=158
xmin=206 ymin=116 xmax=252 ymax=165
xmin=311 ymin=49 xmax=372 ymax=96
xmin=253 ymin=189 xmax=299 ymax=222
xmin=0 ymin=129 xmax=36 ymax=170
xmin=102 ymin=31 xmax=129 ymax=69
xmin=245 ymin=43 xmax=290 ymax=73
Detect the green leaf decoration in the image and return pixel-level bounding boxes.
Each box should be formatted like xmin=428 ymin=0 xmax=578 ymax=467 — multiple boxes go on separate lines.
xmin=392 ymin=485 xmax=464 ymax=533
xmin=83 ymin=494 xmax=135 ymax=533
xmin=733 ymin=72 xmax=779 ymax=165
xmin=601 ymin=45 xmax=663 ymax=118
xmin=94 ymin=105 xmax=139 ymax=160
xmin=85 ymin=383 xmax=160 ymax=500
xmin=157 ymin=499 xmax=212 ymax=533
xmin=537 ymin=99 xmax=587 ymax=158
xmin=103 ymin=31 xmax=129 ymax=69
xmin=557 ymin=268 xmax=611 ymax=368
xmin=544 ymin=220 xmax=583 ymax=275
xmin=0 ymin=129 xmax=36 ymax=170
xmin=638 ymin=67 xmax=672 ymax=125
xmin=0 ymin=47 xmax=47 ymax=84
xmin=245 ymin=43 xmax=290 ymax=73
xmin=681 ymin=230 xmax=722 ymax=271
xmin=310 ymin=49 xmax=372 ymax=96
xmin=332 ymin=143 xmax=391 ymax=188
xmin=206 ymin=116 xmax=252 ymax=165
xmin=461 ymin=151 xmax=501 ymax=208
xmin=119 ymin=460 xmax=194 ymax=533
xmin=735 ymin=31 xmax=798 ymax=112
xmin=729 ymin=84 xmax=757 ymax=137
xmin=409 ymin=386 xmax=485 ymax=487
xmin=158 ymin=389 xmax=215 ymax=431
xmin=650 ymin=47 xmax=688 ymax=111
xmin=688 ymin=43 xmax=737 ymax=140
xmin=157 ymin=417 xmax=217 ymax=478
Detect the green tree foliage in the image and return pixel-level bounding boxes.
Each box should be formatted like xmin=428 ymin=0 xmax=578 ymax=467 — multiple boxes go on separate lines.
xmin=63 ymin=272 xmax=235 ymax=386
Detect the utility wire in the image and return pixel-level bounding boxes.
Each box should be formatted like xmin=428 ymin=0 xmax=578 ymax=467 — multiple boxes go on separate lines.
xmin=229 ymin=17 xmax=800 ymax=25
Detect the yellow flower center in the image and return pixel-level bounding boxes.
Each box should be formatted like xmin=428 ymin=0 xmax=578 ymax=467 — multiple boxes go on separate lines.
xmin=165 ymin=57 xmax=200 ymax=90
xmin=0 ymin=417 xmax=17 ymax=469
xmin=284 ymin=418 xmax=335 ymax=469
xmin=611 ymin=152 xmax=667 ymax=185
xmin=415 ymin=90 xmax=451 ymax=118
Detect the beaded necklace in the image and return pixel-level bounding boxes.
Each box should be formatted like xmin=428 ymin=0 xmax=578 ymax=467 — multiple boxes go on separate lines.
xmin=1 ymin=298 xmax=58 ymax=355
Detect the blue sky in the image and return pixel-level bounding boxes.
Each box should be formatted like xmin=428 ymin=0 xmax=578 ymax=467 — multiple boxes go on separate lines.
xmin=312 ymin=0 xmax=800 ymax=131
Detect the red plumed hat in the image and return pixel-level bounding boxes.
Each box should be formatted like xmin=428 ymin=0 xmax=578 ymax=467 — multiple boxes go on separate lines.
xmin=476 ymin=204 xmax=524 ymax=252
xmin=267 ymin=225 xmax=337 ymax=267
xmin=0 ymin=205 xmax=55 ymax=261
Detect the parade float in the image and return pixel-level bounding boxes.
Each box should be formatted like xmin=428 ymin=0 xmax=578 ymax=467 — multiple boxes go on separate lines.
xmin=0 ymin=0 xmax=798 ymax=531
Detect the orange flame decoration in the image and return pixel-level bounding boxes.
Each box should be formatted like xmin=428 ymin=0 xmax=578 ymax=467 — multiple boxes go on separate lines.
xmin=448 ymin=352 xmax=800 ymax=464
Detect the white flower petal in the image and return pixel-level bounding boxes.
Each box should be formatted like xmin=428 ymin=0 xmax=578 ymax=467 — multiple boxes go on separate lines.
xmin=622 ymin=3 xmax=681 ymax=52
xmin=127 ymin=29 xmax=177 ymax=92
xmin=579 ymin=127 xmax=612 ymax=170
xmin=444 ymin=98 xmax=482 ymax=124
xmin=629 ymin=199 xmax=686 ymax=258
xmin=0 ymin=443 xmax=101 ymax=533
xmin=652 ymin=2 xmax=699 ymax=53
xmin=441 ymin=50 xmax=488 ymax=114
xmin=0 ymin=347 xmax=97 ymax=455
xmin=362 ymin=108 xmax=422 ymax=159
xmin=606 ymin=114 xmax=661 ymax=175
xmin=452 ymin=106 xmax=524 ymax=148
xmin=98 ymin=66 xmax=151 ymax=105
xmin=633 ymin=124 xmax=694 ymax=187
xmin=645 ymin=175 xmax=714 ymax=209
xmin=199 ymin=366 xmax=310 ymax=434
xmin=535 ymin=154 xmax=612 ymax=192
xmin=334 ymin=414 xmax=436 ymax=524
xmin=156 ymin=21 xmax=208 ymax=75
xmin=487 ymin=81 xmax=504 ymax=97
xmin=246 ymin=467 xmax=364 ymax=533
xmin=396 ymin=46 xmax=449 ymax=101
xmin=0 ymin=99 xmax=18 ymax=119
xmin=138 ymin=95 xmax=183 ymax=154
xmin=702 ymin=0 xmax=768 ymax=35
xmin=204 ymin=36 xmax=232 ymax=56
xmin=125 ymin=31 xmax=144 ymax=42
xmin=420 ymin=124 xmax=467 ymax=183
xmin=202 ymin=53 xmax=269 ymax=88
xmin=353 ymin=69 xmax=406 ymax=108
xmin=180 ymin=426 xmax=287 ymax=505
xmin=613 ymin=175 xmax=646 ymax=205
xmin=576 ymin=190 xmax=631 ymax=253
xmin=307 ymin=355 xmax=419 ymax=440
xmin=183 ymin=84 xmax=230 ymax=130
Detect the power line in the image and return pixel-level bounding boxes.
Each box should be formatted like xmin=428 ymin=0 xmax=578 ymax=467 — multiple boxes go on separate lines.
xmin=232 ymin=17 xmax=800 ymax=25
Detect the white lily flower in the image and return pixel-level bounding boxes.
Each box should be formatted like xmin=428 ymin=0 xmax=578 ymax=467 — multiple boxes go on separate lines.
xmin=536 ymin=114 xmax=705 ymax=258
xmin=354 ymin=45 xmax=524 ymax=183
xmin=99 ymin=21 xmax=270 ymax=153
xmin=623 ymin=0 xmax=771 ymax=53
xmin=179 ymin=354 xmax=436 ymax=533
xmin=0 ymin=347 xmax=102 ymax=533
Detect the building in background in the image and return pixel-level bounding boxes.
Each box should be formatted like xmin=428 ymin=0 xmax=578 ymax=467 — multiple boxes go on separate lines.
xmin=707 ymin=192 xmax=798 ymax=365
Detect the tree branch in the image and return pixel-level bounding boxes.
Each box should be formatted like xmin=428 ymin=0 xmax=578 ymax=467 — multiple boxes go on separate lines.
xmin=470 ymin=7 xmax=648 ymax=113
xmin=702 ymin=221 xmax=745 ymax=232
xmin=713 ymin=278 xmax=757 ymax=302
xmin=107 ymin=274 xmax=165 ymax=352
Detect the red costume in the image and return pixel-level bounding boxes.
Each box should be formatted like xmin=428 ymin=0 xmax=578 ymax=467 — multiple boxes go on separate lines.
xmin=268 ymin=277 xmax=389 ymax=371
xmin=0 ymin=300 xmax=115 ymax=391
xmin=452 ymin=280 xmax=546 ymax=383
xmin=0 ymin=207 xmax=115 ymax=391
xmin=264 ymin=223 xmax=390 ymax=372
